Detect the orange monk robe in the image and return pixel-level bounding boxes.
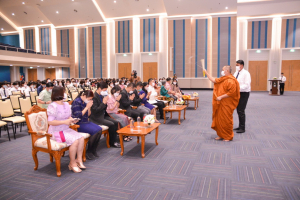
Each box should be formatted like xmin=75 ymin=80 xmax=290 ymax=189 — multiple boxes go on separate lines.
xmin=211 ymin=75 xmax=240 ymax=140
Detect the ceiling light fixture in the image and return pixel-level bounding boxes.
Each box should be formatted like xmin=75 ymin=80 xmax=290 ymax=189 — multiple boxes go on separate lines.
xmin=22 ymin=2 xmax=25 ymax=4
xmin=149 ymin=53 xmax=152 ymax=55
xmin=123 ymin=54 xmax=127 ymax=57
xmin=41 ymin=0 xmax=43 ymax=1
xmin=12 ymin=13 xmax=15 ymax=16
xmin=10 ymin=65 xmax=13 ymax=66
xmin=256 ymin=50 xmax=261 ymax=53
xmin=290 ymin=49 xmax=295 ymax=52
xmin=30 ymin=67 xmax=33 ymax=69
xmin=114 ymin=0 xmax=116 ymax=3
xmin=1 ymin=28 xmax=3 ymax=31
xmin=225 ymin=7 xmax=228 ymax=9
xmin=56 ymin=11 xmax=59 ymax=14
xmin=37 ymin=66 xmax=40 ymax=67
xmin=41 ymin=20 xmax=44 ymax=22
xmin=147 ymin=9 xmax=149 ymax=12
xmin=48 ymin=67 xmax=51 ymax=68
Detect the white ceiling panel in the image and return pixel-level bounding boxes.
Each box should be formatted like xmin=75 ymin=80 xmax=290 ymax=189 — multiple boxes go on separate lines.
xmin=163 ymin=0 xmax=237 ymax=16
xmin=0 ymin=16 xmax=17 ymax=33
xmin=96 ymin=0 xmax=166 ymax=19
xmin=37 ymin=0 xmax=104 ymax=26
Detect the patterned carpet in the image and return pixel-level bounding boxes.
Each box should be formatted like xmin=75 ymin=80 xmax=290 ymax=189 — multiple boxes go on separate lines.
xmin=0 ymin=90 xmax=300 ymax=200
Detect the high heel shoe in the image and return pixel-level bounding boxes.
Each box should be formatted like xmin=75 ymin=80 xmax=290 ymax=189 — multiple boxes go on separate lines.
xmin=76 ymin=162 xmax=87 ymax=169
xmin=68 ymin=165 xmax=82 ymax=173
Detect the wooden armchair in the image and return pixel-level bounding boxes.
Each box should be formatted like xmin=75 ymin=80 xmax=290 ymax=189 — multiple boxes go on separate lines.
xmin=24 ymin=105 xmax=90 ymax=177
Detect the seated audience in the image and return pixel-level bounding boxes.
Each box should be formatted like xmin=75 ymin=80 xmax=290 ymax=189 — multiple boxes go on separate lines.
xmin=47 ymin=86 xmax=85 ymax=173
xmin=171 ymin=78 xmax=183 ymax=99
xmin=89 ymin=82 xmax=121 ymax=148
xmin=71 ymin=90 xmax=102 ymax=160
xmin=119 ymin=83 xmax=144 ymax=121
xmin=37 ymin=80 xmax=46 ymax=95
xmin=107 ymin=86 xmax=130 ymax=128
xmin=0 ymin=82 xmax=10 ymax=99
xmin=147 ymin=79 xmax=166 ymax=119
xmin=161 ymin=80 xmax=177 ymax=101
xmin=132 ymin=84 xmax=151 ymax=116
xmin=38 ymin=82 xmax=54 ymax=109
xmin=136 ymin=82 xmax=159 ymax=122
xmin=10 ymin=81 xmax=20 ymax=94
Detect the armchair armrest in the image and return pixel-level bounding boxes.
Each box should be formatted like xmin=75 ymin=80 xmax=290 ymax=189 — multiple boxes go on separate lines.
xmin=118 ymin=109 xmax=126 ymax=115
xmin=28 ymin=131 xmax=53 ymax=151
xmin=131 ymin=106 xmax=137 ymax=109
xmin=69 ymin=124 xmax=80 ymax=131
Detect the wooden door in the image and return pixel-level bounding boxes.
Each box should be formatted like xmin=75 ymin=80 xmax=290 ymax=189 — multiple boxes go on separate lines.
xmin=249 ymin=61 xmax=268 ymax=91
xmin=118 ymin=63 xmax=131 ymax=79
xmin=45 ymin=68 xmax=56 ymax=81
xmin=143 ymin=62 xmax=158 ymax=82
xmin=282 ymin=60 xmax=300 ymax=91
xmin=28 ymin=69 xmax=37 ymax=81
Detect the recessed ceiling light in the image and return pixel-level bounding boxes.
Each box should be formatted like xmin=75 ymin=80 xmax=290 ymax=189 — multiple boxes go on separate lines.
xmin=149 ymin=53 xmax=152 ymax=55
xmin=225 ymin=7 xmax=228 ymax=9
xmin=10 ymin=65 xmax=13 ymax=66
xmin=256 ymin=50 xmax=261 ymax=53
xmin=41 ymin=0 xmax=43 ymax=1
xmin=1 ymin=28 xmax=3 ymax=31
xmin=37 ymin=66 xmax=40 ymax=67
xmin=22 ymin=2 xmax=25 ymax=4
xmin=30 ymin=67 xmax=33 ymax=69
xmin=290 ymin=49 xmax=295 ymax=52
xmin=41 ymin=20 xmax=44 ymax=22
xmin=72 ymin=0 xmax=74 ymax=1
xmin=12 ymin=13 xmax=15 ymax=16
xmin=123 ymin=54 xmax=127 ymax=57
xmin=146 ymin=9 xmax=149 ymax=11
xmin=52 ymin=67 xmax=54 ymax=68
xmin=48 ymin=67 xmax=51 ymax=68
xmin=114 ymin=0 xmax=116 ymax=3
xmin=56 ymin=11 xmax=59 ymax=14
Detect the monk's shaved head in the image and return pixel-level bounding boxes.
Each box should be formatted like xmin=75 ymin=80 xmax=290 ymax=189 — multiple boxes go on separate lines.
xmin=223 ymin=65 xmax=232 ymax=74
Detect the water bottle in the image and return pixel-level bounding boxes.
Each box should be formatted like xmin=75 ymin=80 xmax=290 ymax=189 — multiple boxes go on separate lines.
xmin=130 ymin=119 xmax=134 ymax=131
xmin=137 ymin=116 xmax=141 ymax=127
xmin=170 ymin=100 xmax=173 ymax=108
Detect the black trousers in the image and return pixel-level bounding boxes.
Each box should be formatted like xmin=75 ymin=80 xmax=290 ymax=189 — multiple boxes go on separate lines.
xmin=91 ymin=117 xmax=119 ymax=146
xmin=236 ymin=92 xmax=250 ymax=130
xmin=125 ymin=108 xmax=144 ymax=121
xmin=153 ymin=101 xmax=166 ymax=118
xmin=280 ymin=83 xmax=285 ymax=95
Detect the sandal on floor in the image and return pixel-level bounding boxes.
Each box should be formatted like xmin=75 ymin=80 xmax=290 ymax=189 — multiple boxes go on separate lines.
xmin=214 ymin=137 xmax=223 ymax=140
xmin=128 ymin=137 xmax=133 ymax=140
xmin=123 ymin=136 xmax=130 ymax=142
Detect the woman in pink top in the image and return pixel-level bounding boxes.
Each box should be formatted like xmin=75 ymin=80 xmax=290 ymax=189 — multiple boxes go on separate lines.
xmin=107 ymin=86 xmax=129 ymax=128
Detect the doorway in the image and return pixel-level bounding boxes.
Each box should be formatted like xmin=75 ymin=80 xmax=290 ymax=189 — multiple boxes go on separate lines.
xmin=143 ymin=62 xmax=158 ymax=82
xmin=45 ymin=68 xmax=56 ymax=81
xmin=28 ymin=69 xmax=37 ymax=81
xmin=118 ymin=63 xmax=132 ymax=79
xmin=248 ymin=61 xmax=268 ymax=91
xmin=281 ymin=60 xmax=300 ymax=91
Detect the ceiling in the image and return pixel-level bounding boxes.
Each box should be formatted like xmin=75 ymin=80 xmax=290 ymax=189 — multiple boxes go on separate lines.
xmin=0 ymin=0 xmax=299 ymax=34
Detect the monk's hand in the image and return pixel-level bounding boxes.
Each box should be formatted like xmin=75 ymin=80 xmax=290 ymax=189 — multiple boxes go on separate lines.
xmin=216 ymin=96 xmax=222 ymax=101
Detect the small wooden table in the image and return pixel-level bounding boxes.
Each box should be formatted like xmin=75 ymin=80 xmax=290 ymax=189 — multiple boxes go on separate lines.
xmin=185 ymin=97 xmax=199 ymax=110
xmin=163 ymin=105 xmax=187 ymax=125
xmin=117 ymin=122 xmax=160 ymax=158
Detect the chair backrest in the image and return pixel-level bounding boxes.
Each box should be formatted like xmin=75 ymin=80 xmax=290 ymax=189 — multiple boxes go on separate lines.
xmin=30 ymin=91 xmax=37 ymax=103
xmin=19 ymin=97 xmax=32 ymax=114
xmin=25 ymin=105 xmax=48 ymax=132
xmin=10 ymin=95 xmax=21 ymax=109
xmin=36 ymin=96 xmax=43 ymax=108
xmin=0 ymin=99 xmax=15 ymax=117
xmin=71 ymin=92 xmax=78 ymax=100
xmin=12 ymin=91 xmax=21 ymax=95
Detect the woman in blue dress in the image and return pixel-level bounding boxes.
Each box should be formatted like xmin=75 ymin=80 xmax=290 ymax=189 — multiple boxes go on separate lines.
xmin=71 ymin=90 xmax=102 ymax=160
xmin=136 ymin=82 xmax=159 ymax=122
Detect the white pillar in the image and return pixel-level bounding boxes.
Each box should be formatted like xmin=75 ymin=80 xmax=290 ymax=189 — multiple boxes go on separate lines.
xmin=35 ymin=27 xmax=40 ymax=52
xmin=158 ymin=15 xmax=168 ymax=78
xmin=51 ymin=25 xmax=57 ymax=56
xmin=19 ymin=28 xmax=24 ymax=48
xmin=269 ymin=17 xmax=282 ymax=90
xmin=132 ymin=17 xmax=141 ymax=76
xmin=107 ymin=20 xmax=116 ymax=78
xmin=237 ymin=19 xmax=248 ymax=69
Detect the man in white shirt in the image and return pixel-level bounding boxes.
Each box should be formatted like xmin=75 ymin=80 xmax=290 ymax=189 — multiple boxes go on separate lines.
xmin=279 ymin=73 xmax=286 ymax=95
xmin=233 ymin=60 xmax=251 ymax=133
xmin=0 ymin=83 xmax=10 ymax=99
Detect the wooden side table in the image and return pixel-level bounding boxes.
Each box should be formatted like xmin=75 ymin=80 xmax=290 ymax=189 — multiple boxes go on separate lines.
xmin=117 ymin=122 xmax=160 ymax=158
xmin=163 ymin=105 xmax=187 ymax=125
xmin=185 ymin=97 xmax=199 ymax=110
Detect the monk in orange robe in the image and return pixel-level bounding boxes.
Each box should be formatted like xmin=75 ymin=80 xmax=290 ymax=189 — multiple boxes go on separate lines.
xmin=203 ymin=66 xmax=240 ymax=141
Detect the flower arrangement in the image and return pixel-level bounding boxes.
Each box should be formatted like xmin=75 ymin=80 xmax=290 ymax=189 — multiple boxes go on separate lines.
xmin=143 ymin=115 xmax=156 ymax=125
xmin=176 ymin=99 xmax=185 ymax=105
xmin=273 ymin=77 xmax=277 ymax=80
xmin=182 ymin=95 xmax=191 ymax=100
xmin=193 ymin=92 xmax=199 ymax=97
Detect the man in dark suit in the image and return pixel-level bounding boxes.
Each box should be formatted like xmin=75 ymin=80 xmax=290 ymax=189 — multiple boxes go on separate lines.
xmin=89 ymin=81 xmax=120 ymax=149
xmin=119 ymin=83 xmax=144 ymax=121
xmin=37 ymin=80 xmax=46 ymax=95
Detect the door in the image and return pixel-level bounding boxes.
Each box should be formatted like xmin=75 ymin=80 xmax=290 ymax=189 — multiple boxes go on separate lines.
xmin=249 ymin=61 xmax=268 ymax=91
xmin=45 ymin=68 xmax=56 ymax=81
xmin=118 ymin=63 xmax=131 ymax=79
xmin=28 ymin=69 xmax=37 ymax=81
xmin=282 ymin=60 xmax=300 ymax=91
xmin=143 ymin=62 xmax=158 ymax=82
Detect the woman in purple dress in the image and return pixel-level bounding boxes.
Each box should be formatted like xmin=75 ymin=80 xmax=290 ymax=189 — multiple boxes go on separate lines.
xmin=47 ymin=86 xmax=85 ymax=173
